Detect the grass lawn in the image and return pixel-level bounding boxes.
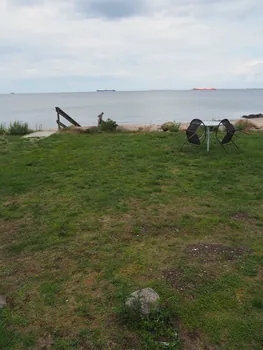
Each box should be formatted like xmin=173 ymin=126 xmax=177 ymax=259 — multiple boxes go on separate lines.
xmin=0 ymin=132 xmax=263 ymax=349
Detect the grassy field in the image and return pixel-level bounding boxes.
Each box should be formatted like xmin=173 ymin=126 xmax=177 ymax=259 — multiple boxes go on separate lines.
xmin=0 ymin=132 xmax=263 ymax=349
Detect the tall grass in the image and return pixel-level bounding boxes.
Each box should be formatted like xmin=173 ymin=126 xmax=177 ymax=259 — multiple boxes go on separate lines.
xmin=167 ymin=121 xmax=181 ymax=132
xmin=0 ymin=121 xmax=33 ymax=135
xmin=8 ymin=121 xmax=32 ymax=135
xmin=235 ymin=120 xmax=247 ymax=132
xmin=0 ymin=123 xmax=7 ymax=135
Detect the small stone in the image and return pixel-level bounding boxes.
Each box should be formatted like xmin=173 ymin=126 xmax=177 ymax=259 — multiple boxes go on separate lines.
xmin=0 ymin=295 xmax=7 ymax=309
xmin=125 ymin=288 xmax=160 ymax=315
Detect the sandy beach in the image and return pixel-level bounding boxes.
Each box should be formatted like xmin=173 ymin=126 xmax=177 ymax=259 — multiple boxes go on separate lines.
xmin=60 ymin=118 xmax=263 ymax=134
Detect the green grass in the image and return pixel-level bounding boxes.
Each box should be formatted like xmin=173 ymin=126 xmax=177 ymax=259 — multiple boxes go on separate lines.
xmin=0 ymin=132 xmax=263 ymax=349
xmin=0 ymin=309 xmax=14 ymax=349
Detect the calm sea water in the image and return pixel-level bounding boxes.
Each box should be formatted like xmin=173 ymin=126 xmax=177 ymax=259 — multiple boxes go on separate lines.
xmin=0 ymin=90 xmax=262 ymax=129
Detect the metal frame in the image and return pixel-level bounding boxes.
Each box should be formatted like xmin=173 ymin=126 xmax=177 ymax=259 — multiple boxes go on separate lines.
xmin=215 ymin=119 xmax=240 ymax=153
xmin=180 ymin=119 xmax=207 ymax=151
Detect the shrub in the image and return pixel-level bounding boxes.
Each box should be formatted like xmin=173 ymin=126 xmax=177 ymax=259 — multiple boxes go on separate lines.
xmin=119 ymin=303 xmax=180 ymax=349
xmin=234 ymin=119 xmax=257 ymax=132
xmin=235 ymin=121 xmax=247 ymax=132
xmin=100 ymin=118 xmax=118 ymax=132
xmin=8 ymin=121 xmax=32 ymax=135
xmin=167 ymin=122 xmax=181 ymax=133
xmin=0 ymin=123 xmax=7 ymax=135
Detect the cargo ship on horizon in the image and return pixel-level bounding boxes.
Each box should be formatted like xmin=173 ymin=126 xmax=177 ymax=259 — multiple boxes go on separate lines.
xmin=97 ymin=89 xmax=116 ymax=92
xmin=193 ymin=88 xmax=216 ymax=90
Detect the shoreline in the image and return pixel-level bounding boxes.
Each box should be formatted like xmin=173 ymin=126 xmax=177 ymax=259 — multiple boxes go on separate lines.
xmin=59 ymin=118 xmax=263 ymax=133
xmin=2 ymin=118 xmax=262 ymax=136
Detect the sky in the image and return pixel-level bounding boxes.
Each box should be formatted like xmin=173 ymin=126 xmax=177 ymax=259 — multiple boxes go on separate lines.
xmin=0 ymin=0 xmax=263 ymax=93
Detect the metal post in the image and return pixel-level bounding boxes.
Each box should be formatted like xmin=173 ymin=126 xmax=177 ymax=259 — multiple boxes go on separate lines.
xmin=57 ymin=110 xmax=60 ymax=130
xmin=207 ymin=126 xmax=210 ymax=152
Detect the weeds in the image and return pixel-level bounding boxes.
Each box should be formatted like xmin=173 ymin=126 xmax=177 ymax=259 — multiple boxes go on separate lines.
xmin=100 ymin=118 xmax=118 ymax=132
xmin=119 ymin=302 xmax=180 ymax=349
xmin=235 ymin=120 xmax=247 ymax=132
xmin=0 ymin=123 xmax=7 ymax=135
xmin=8 ymin=121 xmax=32 ymax=135
xmin=0 ymin=121 xmax=33 ymax=135
xmin=0 ymin=309 xmax=14 ymax=349
xmin=167 ymin=122 xmax=181 ymax=133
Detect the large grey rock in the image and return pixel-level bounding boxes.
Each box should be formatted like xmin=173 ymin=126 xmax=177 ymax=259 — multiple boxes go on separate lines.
xmin=161 ymin=122 xmax=174 ymax=132
xmin=242 ymin=113 xmax=263 ymax=119
xmin=125 ymin=288 xmax=160 ymax=315
xmin=0 ymin=295 xmax=7 ymax=309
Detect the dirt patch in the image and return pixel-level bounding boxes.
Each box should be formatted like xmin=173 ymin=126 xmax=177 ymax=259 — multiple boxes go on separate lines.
xmin=130 ymin=223 xmax=180 ymax=237
xmin=179 ymin=324 xmax=216 ymax=350
xmin=59 ymin=126 xmax=95 ymax=134
xmin=179 ymin=328 xmax=202 ymax=350
xmin=185 ymin=243 xmax=251 ymax=263
xmin=164 ymin=268 xmax=214 ymax=292
xmin=231 ymin=212 xmax=250 ymax=221
xmin=164 ymin=268 xmax=188 ymax=291
xmin=34 ymin=334 xmax=54 ymax=350
xmin=3 ymin=200 xmax=21 ymax=207
xmin=83 ymin=271 xmax=99 ymax=289
xmin=171 ymin=168 xmax=180 ymax=174
xmin=0 ymin=219 xmax=26 ymax=247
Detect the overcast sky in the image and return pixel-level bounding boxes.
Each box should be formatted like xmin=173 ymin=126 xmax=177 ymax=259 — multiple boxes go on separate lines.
xmin=0 ymin=0 xmax=263 ymax=93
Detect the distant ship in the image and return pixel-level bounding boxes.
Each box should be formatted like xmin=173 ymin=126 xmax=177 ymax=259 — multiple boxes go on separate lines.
xmin=97 ymin=89 xmax=116 ymax=92
xmin=193 ymin=88 xmax=216 ymax=90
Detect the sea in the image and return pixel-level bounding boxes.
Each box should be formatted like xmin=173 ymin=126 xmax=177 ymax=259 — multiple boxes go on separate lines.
xmin=1 ymin=90 xmax=262 ymax=129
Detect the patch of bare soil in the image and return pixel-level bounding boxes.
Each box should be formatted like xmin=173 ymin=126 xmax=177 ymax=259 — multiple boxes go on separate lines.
xmin=0 ymin=219 xmax=25 ymax=247
xmin=164 ymin=243 xmax=252 ymax=293
xmin=179 ymin=325 xmax=217 ymax=350
xmin=130 ymin=224 xmax=180 ymax=237
xmin=164 ymin=268 xmax=214 ymax=292
xmin=231 ymin=212 xmax=250 ymax=221
xmin=185 ymin=243 xmax=251 ymax=263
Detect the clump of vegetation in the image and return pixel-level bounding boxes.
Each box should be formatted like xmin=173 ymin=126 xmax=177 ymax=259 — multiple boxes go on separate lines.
xmin=234 ymin=119 xmax=258 ymax=132
xmin=0 ymin=121 xmax=33 ymax=135
xmin=167 ymin=122 xmax=181 ymax=133
xmin=0 ymin=136 xmax=8 ymax=153
xmin=0 ymin=123 xmax=7 ymax=135
xmin=0 ymin=309 xmax=14 ymax=349
xmin=119 ymin=303 xmax=180 ymax=349
xmin=235 ymin=120 xmax=248 ymax=132
xmin=252 ymin=298 xmax=263 ymax=309
xmin=100 ymin=118 xmax=118 ymax=132
xmin=7 ymin=121 xmax=32 ymax=135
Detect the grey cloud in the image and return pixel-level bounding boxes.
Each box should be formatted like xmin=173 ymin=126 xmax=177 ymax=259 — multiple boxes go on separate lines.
xmin=8 ymin=0 xmax=147 ymax=19
xmin=7 ymin=0 xmax=263 ymax=21
xmin=73 ymin=0 xmax=263 ymax=20
xmin=74 ymin=0 xmax=146 ymax=19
